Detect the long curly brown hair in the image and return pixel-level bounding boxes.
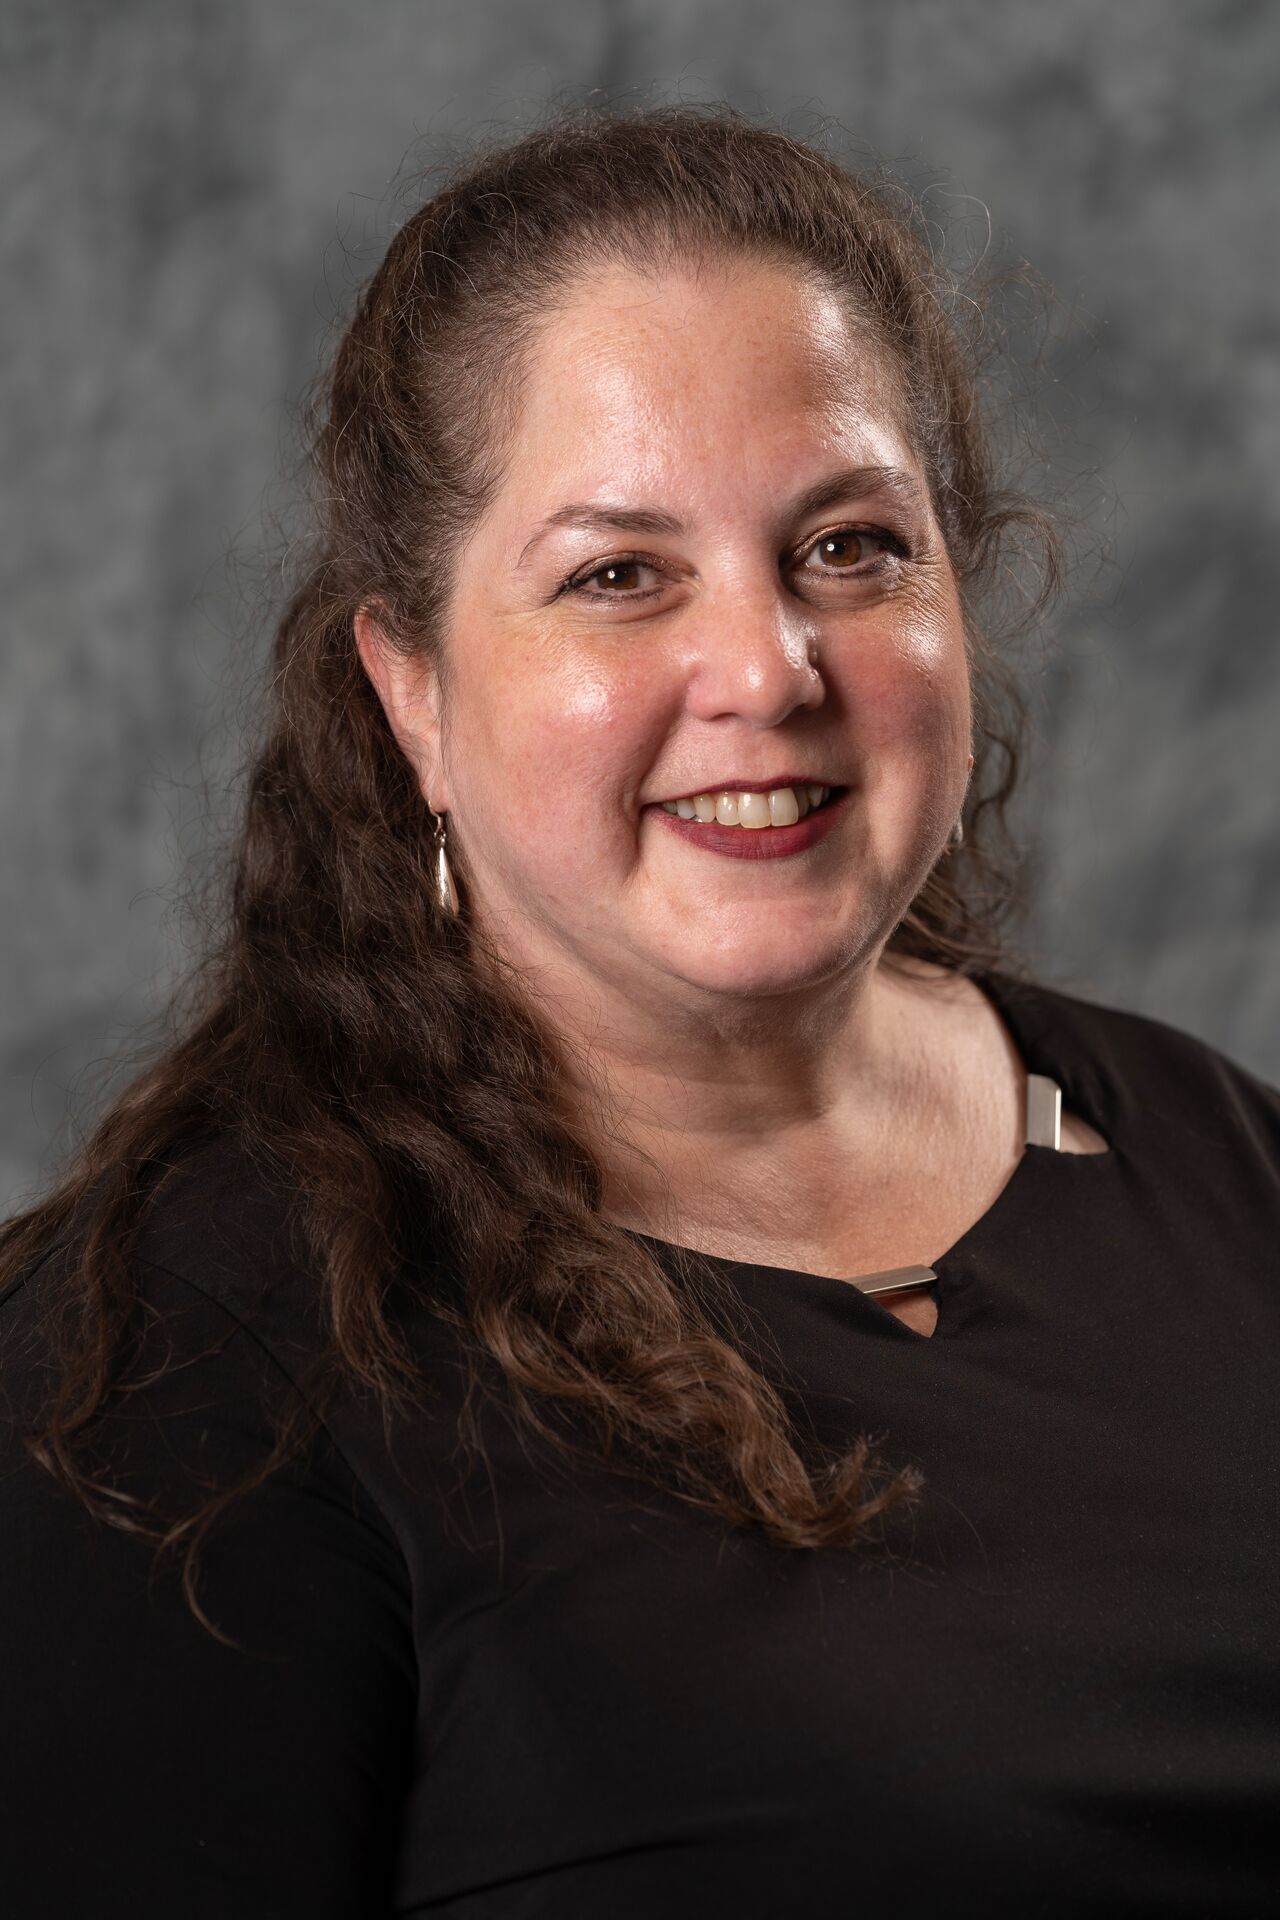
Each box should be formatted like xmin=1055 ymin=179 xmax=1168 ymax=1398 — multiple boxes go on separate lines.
xmin=1 ymin=98 xmax=1060 ymax=1643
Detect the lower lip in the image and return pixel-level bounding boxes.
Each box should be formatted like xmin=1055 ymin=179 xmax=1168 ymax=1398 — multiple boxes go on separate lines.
xmin=645 ymin=788 xmax=852 ymax=860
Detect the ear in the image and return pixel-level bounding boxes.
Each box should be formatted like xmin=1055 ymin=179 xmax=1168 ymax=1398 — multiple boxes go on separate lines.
xmin=354 ymin=605 xmax=449 ymax=811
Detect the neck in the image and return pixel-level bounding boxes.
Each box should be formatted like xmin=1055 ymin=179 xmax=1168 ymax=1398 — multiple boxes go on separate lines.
xmin=495 ymin=928 xmax=962 ymax=1242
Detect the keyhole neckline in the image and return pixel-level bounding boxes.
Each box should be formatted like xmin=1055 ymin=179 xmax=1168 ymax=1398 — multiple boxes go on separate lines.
xmin=621 ymin=965 xmax=1119 ymax=1346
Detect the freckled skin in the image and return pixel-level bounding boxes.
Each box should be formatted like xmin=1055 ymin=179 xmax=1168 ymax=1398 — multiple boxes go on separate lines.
xmin=357 ymin=257 xmax=985 ymax=1249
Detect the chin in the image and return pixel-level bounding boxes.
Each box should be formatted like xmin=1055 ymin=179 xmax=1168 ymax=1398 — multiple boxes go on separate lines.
xmin=651 ymin=927 xmax=862 ymax=1001
xmin=651 ymin=881 xmax=885 ymax=990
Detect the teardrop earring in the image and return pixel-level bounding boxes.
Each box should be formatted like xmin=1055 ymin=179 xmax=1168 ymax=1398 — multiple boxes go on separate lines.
xmin=428 ymin=808 xmax=460 ymax=916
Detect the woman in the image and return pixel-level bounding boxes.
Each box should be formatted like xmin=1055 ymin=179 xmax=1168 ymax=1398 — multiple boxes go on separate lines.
xmin=2 ymin=102 xmax=1277 ymax=1917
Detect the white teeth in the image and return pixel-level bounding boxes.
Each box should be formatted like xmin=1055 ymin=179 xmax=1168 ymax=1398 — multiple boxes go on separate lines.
xmin=659 ymin=784 xmax=832 ymax=825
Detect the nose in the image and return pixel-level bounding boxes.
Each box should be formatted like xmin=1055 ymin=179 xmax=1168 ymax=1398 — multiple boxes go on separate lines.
xmin=681 ymin=602 xmax=826 ymax=728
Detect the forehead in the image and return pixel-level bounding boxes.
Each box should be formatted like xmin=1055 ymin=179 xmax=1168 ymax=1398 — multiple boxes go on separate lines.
xmin=499 ymin=258 xmax=916 ymax=518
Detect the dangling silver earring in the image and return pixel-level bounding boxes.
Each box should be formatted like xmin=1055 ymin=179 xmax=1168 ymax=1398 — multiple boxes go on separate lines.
xmin=428 ymin=808 xmax=459 ymax=916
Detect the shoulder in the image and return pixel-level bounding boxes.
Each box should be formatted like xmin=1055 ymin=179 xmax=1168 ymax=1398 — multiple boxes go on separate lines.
xmin=134 ymin=1127 xmax=333 ymax=1367
xmin=2 ymin=1126 xmax=478 ymax=1529
xmin=0 ymin=1129 xmax=342 ymax=1451
xmin=1 ymin=1128 xmax=331 ymax=1379
xmin=0 ymin=1130 xmax=414 ymax=1587
xmin=2 ymin=1130 xmax=453 ymax=1593
xmin=988 ymin=967 xmax=1280 ymax=1167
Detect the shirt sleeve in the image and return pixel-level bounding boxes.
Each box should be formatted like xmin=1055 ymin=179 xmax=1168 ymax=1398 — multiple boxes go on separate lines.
xmin=0 ymin=1243 xmax=416 ymax=1920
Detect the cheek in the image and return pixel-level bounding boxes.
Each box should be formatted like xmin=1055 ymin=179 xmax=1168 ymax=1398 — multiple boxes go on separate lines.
xmin=455 ymin=637 xmax=669 ymax=851
xmin=841 ymin=601 xmax=969 ymax=760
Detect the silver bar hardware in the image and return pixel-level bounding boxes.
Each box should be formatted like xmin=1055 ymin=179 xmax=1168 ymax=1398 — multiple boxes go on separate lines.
xmin=853 ymin=1264 xmax=938 ymax=1297
xmin=1025 ymin=1072 xmax=1062 ymax=1149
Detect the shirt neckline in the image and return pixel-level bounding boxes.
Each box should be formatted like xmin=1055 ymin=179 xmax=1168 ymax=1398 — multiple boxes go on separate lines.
xmin=622 ymin=965 xmax=1120 ymax=1345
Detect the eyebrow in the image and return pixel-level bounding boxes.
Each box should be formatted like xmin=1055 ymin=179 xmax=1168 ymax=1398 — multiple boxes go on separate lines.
xmin=514 ymin=464 xmax=927 ymax=569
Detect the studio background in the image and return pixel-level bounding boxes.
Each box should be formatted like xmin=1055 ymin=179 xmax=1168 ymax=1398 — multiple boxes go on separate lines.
xmin=3 ymin=0 xmax=1277 ymax=1212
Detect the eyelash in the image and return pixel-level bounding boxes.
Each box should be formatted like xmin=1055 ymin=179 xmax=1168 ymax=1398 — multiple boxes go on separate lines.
xmin=561 ymin=524 xmax=909 ymax=606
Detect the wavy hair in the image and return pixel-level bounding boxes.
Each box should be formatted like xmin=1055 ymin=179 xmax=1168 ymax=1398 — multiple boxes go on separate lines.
xmin=1 ymin=98 xmax=1060 ymax=1642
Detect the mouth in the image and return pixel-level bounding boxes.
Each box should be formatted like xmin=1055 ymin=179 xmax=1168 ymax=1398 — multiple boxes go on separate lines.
xmin=652 ymin=781 xmax=845 ymax=829
xmin=644 ymin=782 xmax=852 ymax=861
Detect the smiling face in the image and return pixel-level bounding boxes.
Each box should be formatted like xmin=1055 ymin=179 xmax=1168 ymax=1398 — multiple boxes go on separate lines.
xmin=361 ymin=254 xmax=973 ymax=1020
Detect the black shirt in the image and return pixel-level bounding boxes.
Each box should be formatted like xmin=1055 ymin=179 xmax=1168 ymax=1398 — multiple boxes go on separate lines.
xmin=2 ymin=969 xmax=1279 ymax=1917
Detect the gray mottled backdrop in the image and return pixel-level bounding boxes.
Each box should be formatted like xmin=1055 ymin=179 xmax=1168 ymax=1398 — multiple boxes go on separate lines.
xmin=3 ymin=0 xmax=1277 ymax=1211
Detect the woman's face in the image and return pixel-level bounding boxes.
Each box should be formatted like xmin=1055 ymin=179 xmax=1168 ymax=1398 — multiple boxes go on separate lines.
xmin=364 ymin=257 xmax=973 ymax=1013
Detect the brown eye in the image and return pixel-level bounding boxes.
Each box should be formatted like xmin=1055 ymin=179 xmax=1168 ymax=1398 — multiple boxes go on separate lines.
xmin=813 ymin=531 xmax=868 ymax=568
xmin=565 ymin=554 xmax=668 ymax=603
xmin=590 ymin=561 xmax=648 ymax=593
xmin=799 ymin=527 xmax=896 ymax=576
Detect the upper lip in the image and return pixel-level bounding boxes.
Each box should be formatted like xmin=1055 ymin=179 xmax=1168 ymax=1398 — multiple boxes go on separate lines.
xmin=650 ymin=774 xmax=843 ymax=805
